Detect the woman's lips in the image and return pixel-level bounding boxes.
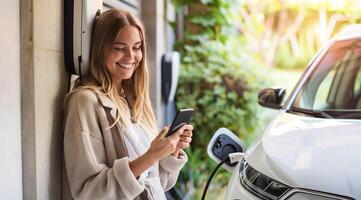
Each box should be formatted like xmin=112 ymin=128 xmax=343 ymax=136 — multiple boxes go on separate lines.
xmin=116 ymin=62 xmax=134 ymax=69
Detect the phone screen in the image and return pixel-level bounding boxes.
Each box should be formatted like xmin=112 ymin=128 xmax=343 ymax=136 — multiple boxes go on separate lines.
xmin=166 ymin=108 xmax=194 ymax=137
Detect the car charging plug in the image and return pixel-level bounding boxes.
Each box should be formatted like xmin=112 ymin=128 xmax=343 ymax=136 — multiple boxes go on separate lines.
xmin=229 ymin=152 xmax=244 ymax=164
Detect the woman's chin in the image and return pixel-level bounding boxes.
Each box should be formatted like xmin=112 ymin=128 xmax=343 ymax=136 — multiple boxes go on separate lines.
xmin=121 ymin=73 xmax=133 ymax=80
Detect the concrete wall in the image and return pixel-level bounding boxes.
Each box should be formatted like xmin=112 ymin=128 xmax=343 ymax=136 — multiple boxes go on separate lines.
xmin=21 ymin=0 xmax=67 ymax=199
xmin=0 ymin=1 xmax=23 ymax=199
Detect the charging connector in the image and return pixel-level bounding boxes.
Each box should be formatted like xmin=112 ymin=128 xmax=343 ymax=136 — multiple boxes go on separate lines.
xmin=201 ymin=152 xmax=244 ymax=200
xmin=229 ymin=152 xmax=244 ymax=164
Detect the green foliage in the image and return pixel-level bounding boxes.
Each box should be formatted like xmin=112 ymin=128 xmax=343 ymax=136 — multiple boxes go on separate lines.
xmin=176 ymin=40 xmax=264 ymax=147
xmin=171 ymin=0 xmax=266 ymax=198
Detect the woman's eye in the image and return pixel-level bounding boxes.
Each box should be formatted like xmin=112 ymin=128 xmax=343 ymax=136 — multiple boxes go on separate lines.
xmin=133 ymin=46 xmax=141 ymax=50
xmin=114 ymin=46 xmax=127 ymax=51
xmin=114 ymin=47 xmax=125 ymax=51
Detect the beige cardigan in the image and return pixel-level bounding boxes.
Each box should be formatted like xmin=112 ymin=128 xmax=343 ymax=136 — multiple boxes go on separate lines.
xmin=63 ymin=89 xmax=187 ymax=200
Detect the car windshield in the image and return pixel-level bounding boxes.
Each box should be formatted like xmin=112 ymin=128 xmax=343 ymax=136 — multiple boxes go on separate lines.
xmin=291 ymin=38 xmax=361 ymax=119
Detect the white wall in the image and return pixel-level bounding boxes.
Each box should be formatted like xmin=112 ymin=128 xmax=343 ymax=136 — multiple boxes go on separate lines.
xmin=0 ymin=0 xmax=23 ymax=199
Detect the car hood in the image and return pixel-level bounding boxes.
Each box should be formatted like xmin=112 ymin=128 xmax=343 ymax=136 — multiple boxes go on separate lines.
xmin=245 ymin=112 xmax=361 ymax=198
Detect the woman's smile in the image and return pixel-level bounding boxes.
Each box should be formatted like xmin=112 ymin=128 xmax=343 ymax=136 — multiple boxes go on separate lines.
xmin=116 ymin=62 xmax=135 ymax=69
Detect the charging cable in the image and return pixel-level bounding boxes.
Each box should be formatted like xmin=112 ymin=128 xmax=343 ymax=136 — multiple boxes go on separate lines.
xmin=201 ymin=152 xmax=244 ymax=200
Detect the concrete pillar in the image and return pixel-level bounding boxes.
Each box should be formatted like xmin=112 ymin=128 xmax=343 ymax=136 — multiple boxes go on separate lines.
xmin=141 ymin=0 xmax=167 ymax=127
xmin=21 ymin=0 xmax=67 ymax=199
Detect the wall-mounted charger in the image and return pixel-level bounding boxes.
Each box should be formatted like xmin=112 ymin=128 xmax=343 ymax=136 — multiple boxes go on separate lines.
xmin=207 ymin=128 xmax=246 ymax=172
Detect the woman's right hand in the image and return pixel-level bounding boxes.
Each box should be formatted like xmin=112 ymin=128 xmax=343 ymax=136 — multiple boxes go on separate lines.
xmin=129 ymin=127 xmax=184 ymax=178
xmin=146 ymin=126 xmax=183 ymax=162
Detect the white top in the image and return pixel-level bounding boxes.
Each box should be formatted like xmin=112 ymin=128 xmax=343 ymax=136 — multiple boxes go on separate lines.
xmin=123 ymin=123 xmax=164 ymax=199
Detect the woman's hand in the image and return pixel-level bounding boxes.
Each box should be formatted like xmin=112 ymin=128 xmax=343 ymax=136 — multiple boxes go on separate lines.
xmin=130 ymin=127 xmax=183 ymax=177
xmin=146 ymin=127 xmax=184 ymax=161
xmin=172 ymin=124 xmax=193 ymax=157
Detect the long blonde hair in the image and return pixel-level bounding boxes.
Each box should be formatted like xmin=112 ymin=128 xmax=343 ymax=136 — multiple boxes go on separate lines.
xmin=69 ymin=9 xmax=157 ymax=135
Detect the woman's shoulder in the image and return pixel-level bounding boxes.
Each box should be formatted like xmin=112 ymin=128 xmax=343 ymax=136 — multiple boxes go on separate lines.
xmin=65 ymin=87 xmax=101 ymax=108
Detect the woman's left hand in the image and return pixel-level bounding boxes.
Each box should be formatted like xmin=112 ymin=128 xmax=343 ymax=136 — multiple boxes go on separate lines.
xmin=172 ymin=124 xmax=193 ymax=157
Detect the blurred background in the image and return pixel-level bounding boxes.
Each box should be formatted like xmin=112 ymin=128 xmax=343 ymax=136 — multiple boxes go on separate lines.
xmin=170 ymin=0 xmax=361 ymax=199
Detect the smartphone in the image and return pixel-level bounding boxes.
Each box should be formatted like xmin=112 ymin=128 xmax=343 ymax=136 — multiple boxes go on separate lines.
xmin=166 ymin=108 xmax=194 ymax=137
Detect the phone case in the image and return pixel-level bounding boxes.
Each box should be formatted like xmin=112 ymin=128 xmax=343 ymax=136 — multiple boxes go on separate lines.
xmin=166 ymin=108 xmax=194 ymax=136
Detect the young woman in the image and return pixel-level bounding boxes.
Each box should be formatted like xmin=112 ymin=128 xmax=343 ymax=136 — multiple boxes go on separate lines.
xmin=63 ymin=9 xmax=193 ymax=200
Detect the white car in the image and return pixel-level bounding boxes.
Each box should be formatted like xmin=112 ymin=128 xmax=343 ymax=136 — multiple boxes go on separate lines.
xmin=208 ymin=25 xmax=361 ymax=200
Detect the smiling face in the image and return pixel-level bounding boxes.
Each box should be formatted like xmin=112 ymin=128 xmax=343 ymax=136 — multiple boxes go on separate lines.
xmin=105 ymin=25 xmax=143 ymax=85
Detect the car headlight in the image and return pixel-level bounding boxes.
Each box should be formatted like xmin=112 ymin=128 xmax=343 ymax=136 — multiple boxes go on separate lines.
xmin=239 ymin=159 xmax=291 ymax=200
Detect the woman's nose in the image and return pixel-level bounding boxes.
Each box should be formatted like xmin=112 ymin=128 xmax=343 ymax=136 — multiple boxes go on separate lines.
xmin=124 ymin=49 xmax=134 ymax=59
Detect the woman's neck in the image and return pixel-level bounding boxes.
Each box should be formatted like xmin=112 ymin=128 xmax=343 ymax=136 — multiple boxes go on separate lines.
xmin=113 ymin=80 xmax=123 ymax=96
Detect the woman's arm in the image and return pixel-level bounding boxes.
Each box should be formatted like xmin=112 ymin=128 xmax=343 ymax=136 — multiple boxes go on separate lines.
xmin=129 ymin=150 xmax=156 ymax=178
xmin=64 ymin=133 xmax=146 ymax=200
xmin=64 ymin=90 xmax=145 ymax=199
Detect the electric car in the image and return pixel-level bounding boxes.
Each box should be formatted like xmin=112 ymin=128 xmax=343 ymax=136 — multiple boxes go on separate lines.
xmin=208 ymin=25 xmax=361 ymax=200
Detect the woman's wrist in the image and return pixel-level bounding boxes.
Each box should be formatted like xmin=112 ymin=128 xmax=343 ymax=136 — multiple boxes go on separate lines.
xmin=171 ymin=149 xmax=180 ymax=158
xmin=129 ymin=151 xmax=157 ymax=178
xmin=144 ymin=150 xmax=158 ymax=165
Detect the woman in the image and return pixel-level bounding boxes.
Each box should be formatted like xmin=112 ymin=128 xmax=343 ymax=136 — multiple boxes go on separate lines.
xmin=63 ymin=9 xmax=193 ymax=200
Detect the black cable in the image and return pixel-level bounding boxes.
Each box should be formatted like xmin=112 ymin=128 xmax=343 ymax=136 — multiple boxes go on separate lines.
xmin=201 ymin=157 xmax=230 ymax=200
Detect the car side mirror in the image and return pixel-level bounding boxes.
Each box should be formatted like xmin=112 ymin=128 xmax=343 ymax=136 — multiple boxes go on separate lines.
xmin=258 ymin=88 xmax=286 ymax=109
xmin=207 ymin=128 xmax=246 ymax=172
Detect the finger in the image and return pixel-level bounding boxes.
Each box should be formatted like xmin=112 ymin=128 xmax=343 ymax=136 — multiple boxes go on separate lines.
xmin=178 ymin=142 xmax=190 ymax=149
xmin=181 ymin=130 xmax=192 ymax=137
xmin=180 ymin=134 xmax=191 ymax=139
xmin=168 ymin=130 xmax=182 ymax=142
xmin=177 ymin=125 xmax=188 ymax=135
xmin=156 ymin=127 xmax=169 ymax=139
xmin=180 ymin=137 xmax=192 ymax=143
xmin=180 ymin=134 xmax=192 ymax=139
xmin=173 ymin=125 xmax=188 ymax=136
xmin=183 ymin=124 xmax=193 ymax=131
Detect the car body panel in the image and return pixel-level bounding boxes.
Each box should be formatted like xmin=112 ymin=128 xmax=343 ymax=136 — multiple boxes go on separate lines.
xmin=244 ymin=112 xmax=361 ymax=199
xmin=225 ymin=164 xmax=260 ymax=200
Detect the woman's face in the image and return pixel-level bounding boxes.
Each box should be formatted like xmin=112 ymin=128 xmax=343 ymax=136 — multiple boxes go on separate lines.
xmin=105 ymin=25 xmax=143 ymax=84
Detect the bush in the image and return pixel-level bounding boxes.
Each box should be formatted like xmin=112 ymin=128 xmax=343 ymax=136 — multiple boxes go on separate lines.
xmin=174 ymin=39 xmax=266 ymax=199
xmin=176 ymin=40 xmax=264 ymax=147
xmin=171 ymin=0 xmax=267 ymax=198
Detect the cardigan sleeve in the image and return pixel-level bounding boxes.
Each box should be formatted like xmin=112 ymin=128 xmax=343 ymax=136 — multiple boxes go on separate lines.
xmin=158 ymin=150 xmax=188 ymax=191
xmin=63 ymin=89 xmax=145 ymax=199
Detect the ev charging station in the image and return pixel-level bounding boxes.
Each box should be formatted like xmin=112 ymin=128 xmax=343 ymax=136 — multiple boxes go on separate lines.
xmin=64 ymin=0 xmax=102 ymax=88
xmin=161 ymin=51 xmax=181 ymax=124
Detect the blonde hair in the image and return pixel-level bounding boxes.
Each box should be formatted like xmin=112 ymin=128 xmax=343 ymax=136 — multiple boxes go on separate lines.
xmin=68 ymin=9 xmax=157 ymax=135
